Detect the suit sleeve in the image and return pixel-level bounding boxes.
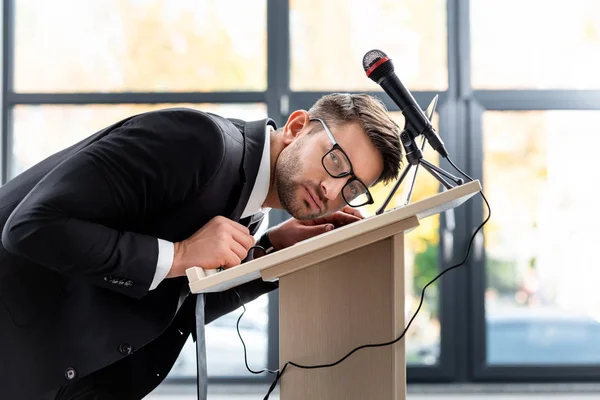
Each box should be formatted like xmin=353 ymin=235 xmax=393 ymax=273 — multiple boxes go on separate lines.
xmin=1 ymin=109 xmax=226 ymax=299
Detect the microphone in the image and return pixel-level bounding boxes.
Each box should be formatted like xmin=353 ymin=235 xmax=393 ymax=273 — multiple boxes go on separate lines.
xmin=363 ymin=49 xmax=449 ymax=158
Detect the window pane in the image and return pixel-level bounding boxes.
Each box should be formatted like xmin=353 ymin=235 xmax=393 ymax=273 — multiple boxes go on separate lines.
xmin=471 ymin=0 xmax=600 ymax=89
xmin=11 ymin=103 xmax=267 ymax=177
xmin=290 ymin=0 xmax=448 ymax=91
xmin=171 ymin=291 xmax=270 ymax=378
xmin=483 ymin=111 xmax=600 ymax=365
xmin=15 ymin=0 xmax=266 ymax=92
xmin=363 ymin=111 xmax=441 ymax=365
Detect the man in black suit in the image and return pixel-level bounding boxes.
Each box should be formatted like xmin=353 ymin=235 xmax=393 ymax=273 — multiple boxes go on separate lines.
xmin=0 ymin=93 xmax=402 ymax=399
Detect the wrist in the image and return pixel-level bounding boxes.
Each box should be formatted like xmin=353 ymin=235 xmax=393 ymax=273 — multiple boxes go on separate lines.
xmin=169 ymin=241 xmax=186 ymax=278
xmin=258 ymin=229 xmax=276 ymax=253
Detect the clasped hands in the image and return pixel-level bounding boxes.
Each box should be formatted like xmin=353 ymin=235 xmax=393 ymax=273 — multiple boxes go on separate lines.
xmin=168 ymin=206 xmax=363 ymax=278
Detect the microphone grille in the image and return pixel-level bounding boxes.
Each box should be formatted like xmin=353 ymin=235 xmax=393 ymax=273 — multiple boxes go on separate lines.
xmin=362 ymin=49 xmax=388 ymax=72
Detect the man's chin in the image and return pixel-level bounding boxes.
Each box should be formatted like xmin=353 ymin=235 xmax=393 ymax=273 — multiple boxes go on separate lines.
xmin=286 ymin=206 xmax=329 ymax=221
xmin=280 ymin=190 xmax=327 ymax=220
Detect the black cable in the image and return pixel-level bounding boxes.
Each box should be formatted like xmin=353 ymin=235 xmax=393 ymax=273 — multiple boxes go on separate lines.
xmin=446 ymin=157 xmax=475 ymax=184
xmin=260 ymin=156 xmax=491 ymax=399
xmin=232 ymin=246 xmax=278 ymax=376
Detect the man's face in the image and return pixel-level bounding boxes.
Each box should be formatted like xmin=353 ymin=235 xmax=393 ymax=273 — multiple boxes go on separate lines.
xmin=275 ymin=116 xmax=384 ymax=220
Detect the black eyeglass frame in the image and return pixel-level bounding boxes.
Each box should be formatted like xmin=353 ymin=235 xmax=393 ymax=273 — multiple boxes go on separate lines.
xmin=310 ymin=117 xmax=375 ymax=208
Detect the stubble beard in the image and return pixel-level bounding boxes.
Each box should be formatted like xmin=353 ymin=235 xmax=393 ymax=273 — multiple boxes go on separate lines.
xmin=275 ymin=144 xmax=324 ymax=221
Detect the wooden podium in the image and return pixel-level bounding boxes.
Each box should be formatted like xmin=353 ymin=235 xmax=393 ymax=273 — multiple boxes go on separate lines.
xmin=186 ymin=180 xmax=481 ymax=400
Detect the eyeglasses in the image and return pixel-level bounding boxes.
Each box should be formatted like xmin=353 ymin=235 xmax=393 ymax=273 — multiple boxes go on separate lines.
xmin=311 ymin=117 xmax=374 ymax=208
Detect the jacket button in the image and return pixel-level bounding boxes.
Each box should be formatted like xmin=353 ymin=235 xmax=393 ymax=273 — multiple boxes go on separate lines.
xmin=119 ymin=343 xmax=133 ymax=355
xmin=124 ymin=280 xmax=134 ymax=287
xmin=65 ymin=367 xmax=77 ymax=380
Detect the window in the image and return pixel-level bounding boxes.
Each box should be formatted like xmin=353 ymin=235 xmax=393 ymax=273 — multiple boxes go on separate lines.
xmin=11 ymin=103 xmax=267 ymax=178
xmin=471 ymin=0 xmax=600 ymax=89
xmin=15 ymin=0 xmax=267 ymax=92
xmin=290 ymin=0 xmax=448 ymax=91
xmin=170 ymin=278 xmax=271 ymax=378
xmin=483 ymin=111 xmax=600 ymax=364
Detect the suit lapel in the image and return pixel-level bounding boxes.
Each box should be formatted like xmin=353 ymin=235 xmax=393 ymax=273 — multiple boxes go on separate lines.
xmin=228 ymin=118 xmax=277 ymax=222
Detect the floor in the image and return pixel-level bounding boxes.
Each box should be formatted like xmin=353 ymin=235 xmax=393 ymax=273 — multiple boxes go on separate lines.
xmin=145 ymin=383 xmax=600 ymax=400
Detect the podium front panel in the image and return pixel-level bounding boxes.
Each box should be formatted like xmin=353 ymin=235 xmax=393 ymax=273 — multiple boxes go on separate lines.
xmin=278 ymin=236 xmax=406 ymax=400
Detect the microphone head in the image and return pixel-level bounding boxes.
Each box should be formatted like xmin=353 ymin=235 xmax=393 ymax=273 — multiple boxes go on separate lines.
xmin=363 ymin=49 xmax=394 ymax=82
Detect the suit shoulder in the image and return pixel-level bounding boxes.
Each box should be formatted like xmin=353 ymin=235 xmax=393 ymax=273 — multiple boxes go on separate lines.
xmin=123 ymin=107 xmax=244 ymax=156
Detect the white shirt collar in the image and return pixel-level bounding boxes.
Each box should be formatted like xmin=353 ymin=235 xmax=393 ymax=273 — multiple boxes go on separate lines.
xmin=240 ymin=125 xmax=272 ymax=219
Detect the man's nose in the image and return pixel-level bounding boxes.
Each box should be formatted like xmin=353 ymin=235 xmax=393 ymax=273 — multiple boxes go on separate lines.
xmin=321 ymin=177 xmax=347 ymax=201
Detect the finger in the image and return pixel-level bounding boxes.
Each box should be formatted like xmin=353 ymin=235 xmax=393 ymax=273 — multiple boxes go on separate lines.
xmin=299 ymin=223 xmax=334 ymax=240
xmin=340 ymin=205 xmax=360 ymax=217
xmin=221 ymin=250 xmax=242 ymax=269
xmin=229 ymin=240 xmax=249 ymax=262
xmin=338 ymin=212 xmax=361 ymax=223
xmin=309 ymin=211 xmax=359 ymax=226
xmin=230 ymin=228 xmax=255 ymax=250
xmin=222 ymin=218 xmax=251 ymax=235
xmin=304 ymin=216 xmax=327 ymax=226
xmin=342 ymin=206 xmax=364 ymax=218
xmin=323 ymin=211 xmax=361 ymax=226
xmin=352 ymin=208 xmax=364 ymax=218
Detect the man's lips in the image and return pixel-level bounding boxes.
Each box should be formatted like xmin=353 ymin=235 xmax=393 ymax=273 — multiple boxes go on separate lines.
xmin=305 ymin=186 xmax=324 ymax=212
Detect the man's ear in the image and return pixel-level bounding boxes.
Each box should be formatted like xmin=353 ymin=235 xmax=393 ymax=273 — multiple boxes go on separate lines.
xmin=281 ymin=110 xmax=311 ymax=145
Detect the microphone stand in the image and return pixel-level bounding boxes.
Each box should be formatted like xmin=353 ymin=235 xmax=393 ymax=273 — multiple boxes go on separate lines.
xmin=376 ymin=123 xmax=464 ymax=215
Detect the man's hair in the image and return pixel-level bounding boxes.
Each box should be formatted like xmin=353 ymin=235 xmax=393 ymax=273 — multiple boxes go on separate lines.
xmin=308 ymin=93 xmax=403 ymax=185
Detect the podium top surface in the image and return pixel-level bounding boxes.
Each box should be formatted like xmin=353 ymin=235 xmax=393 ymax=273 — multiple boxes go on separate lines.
xmin=186 ymin=179 xmax=481 ymax=294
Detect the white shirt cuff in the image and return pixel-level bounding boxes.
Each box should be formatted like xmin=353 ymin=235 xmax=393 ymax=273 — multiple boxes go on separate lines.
xmin=151 ymin=239 xmax=174 ymax=290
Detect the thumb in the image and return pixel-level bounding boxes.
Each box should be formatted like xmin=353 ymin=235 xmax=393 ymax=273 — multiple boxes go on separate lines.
xmin=312 ymin=224 xmax=334 ymax=235
xmin=297 ymin=224 xmax=334 ymax=241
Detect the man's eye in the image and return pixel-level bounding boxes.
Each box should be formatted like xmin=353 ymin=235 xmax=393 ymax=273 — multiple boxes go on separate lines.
xmin=329 ymin=152 xmax=340 ymax=166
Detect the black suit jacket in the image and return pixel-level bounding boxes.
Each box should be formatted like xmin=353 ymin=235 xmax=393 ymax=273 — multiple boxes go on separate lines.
xmin=0 ymin=108 xmax=278 ymax=399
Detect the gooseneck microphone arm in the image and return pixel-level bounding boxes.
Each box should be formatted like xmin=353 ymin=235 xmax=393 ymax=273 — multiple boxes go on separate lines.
xmin=363 ymin=49 xmax=464 ymax=214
